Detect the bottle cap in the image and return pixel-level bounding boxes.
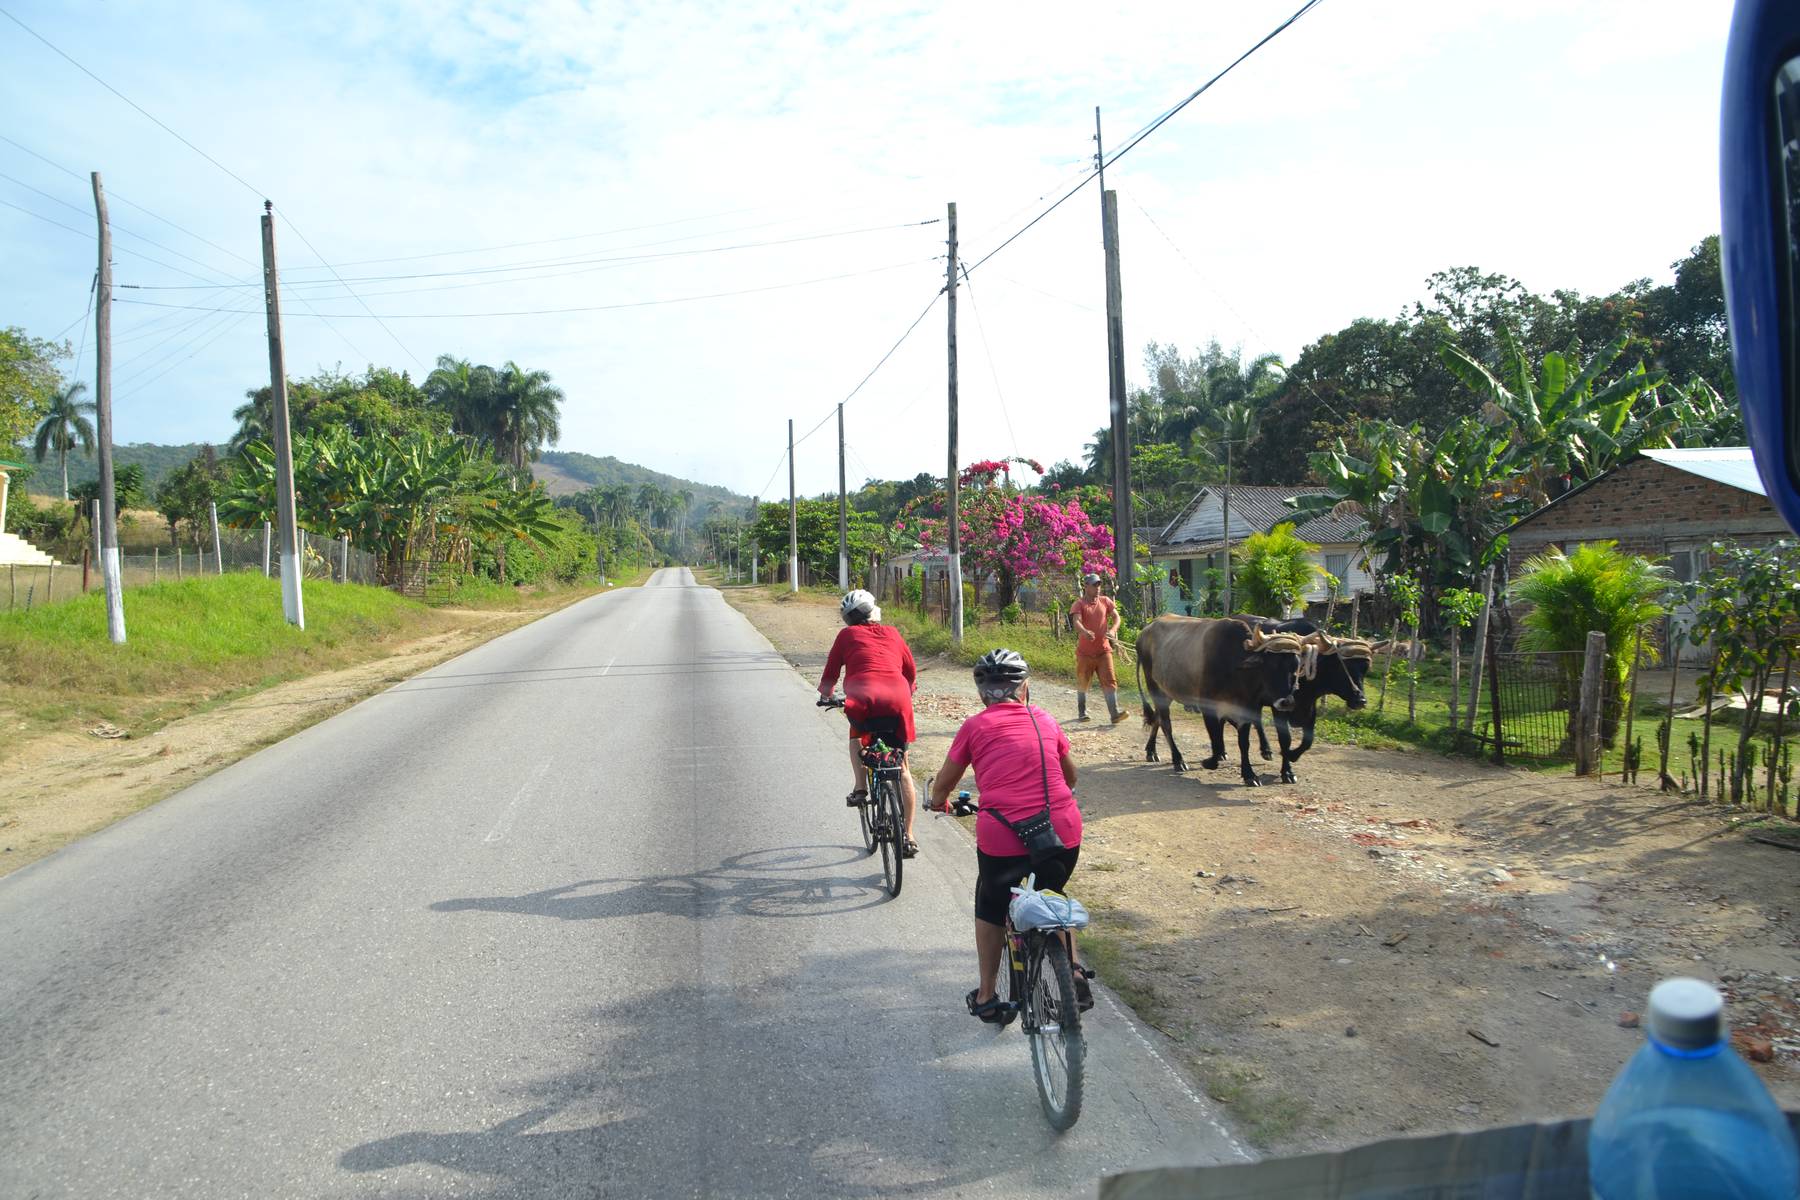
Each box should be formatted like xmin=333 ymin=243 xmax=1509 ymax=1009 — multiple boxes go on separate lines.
xmin=1647 ymin=977 xmax=1725 ymax=1050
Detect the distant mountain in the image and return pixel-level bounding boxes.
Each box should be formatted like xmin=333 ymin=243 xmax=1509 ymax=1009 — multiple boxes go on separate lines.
xmin=18 ymin=442 xmax=223 ymax=498
xmin=532 ymin=451 xmax=751 ymax=515
xmin=16 ymin=441 xmax=750 ymax=517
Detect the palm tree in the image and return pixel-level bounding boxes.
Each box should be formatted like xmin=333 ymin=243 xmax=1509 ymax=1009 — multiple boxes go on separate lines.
xmin=493 ymin=362 xmax=564 ymax=474
xmin=423 ymin=355 xmax=501 ymax=450
xmin=637 ymin=483 xmax=665 ymax=528
xmin=32 ymin=382 xmax=95 ymax=500
xmin=600 ymin=484 xmax=634 ymax=529
xmin=230 ymin=390 xmax=273 ymax=455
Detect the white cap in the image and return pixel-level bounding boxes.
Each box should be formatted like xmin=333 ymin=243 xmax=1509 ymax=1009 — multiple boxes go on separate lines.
xmin=1648 ymin=977 xmax=1725 ymax=1050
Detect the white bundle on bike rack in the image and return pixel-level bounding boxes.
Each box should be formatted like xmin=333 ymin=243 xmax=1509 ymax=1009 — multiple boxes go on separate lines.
xmin=1009 ymin=882 xmax=1089 ymax=930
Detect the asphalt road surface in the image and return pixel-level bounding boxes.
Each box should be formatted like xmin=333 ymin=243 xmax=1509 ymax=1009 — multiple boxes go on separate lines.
xmin=0 ymin=568 xmax=1245 ymax=1198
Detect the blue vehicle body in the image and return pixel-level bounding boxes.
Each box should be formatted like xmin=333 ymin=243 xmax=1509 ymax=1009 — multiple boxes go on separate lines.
xmin=1722 ymin=0 xmax=1800 ymax=532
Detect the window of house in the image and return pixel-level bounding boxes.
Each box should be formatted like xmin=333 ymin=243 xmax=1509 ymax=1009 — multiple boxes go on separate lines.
xmin=1325 ymin=553 xmax=1350 ymax=584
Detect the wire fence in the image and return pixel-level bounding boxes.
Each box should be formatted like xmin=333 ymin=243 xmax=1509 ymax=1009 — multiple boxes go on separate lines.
xmin=1477 ymin=649 xmax=1623 ymax=765
xmin=2 ymin=525 xmax=380 ymax=613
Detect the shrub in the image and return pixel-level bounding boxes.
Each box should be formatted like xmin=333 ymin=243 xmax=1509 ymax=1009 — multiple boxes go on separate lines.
xmin=1234 ymin=523 xmax=1323 ymax=617
xmin=999 ymin=601 xmax=1023 ymax=625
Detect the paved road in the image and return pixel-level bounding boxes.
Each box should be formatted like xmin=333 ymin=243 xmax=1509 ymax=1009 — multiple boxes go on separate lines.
xmin=0 ymin=569 xmax=1244 ymax=1198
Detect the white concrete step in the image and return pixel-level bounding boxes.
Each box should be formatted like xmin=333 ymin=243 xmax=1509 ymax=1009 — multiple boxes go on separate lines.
xmin=0 ymin=532 xmax=61 ymax=567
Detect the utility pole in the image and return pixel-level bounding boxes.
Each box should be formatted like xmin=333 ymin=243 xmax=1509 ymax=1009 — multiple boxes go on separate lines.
xmin=1096 ymin=109 xmax=1134 ymax=612
xmin=210 ymin=501 xmax=223 ymax=573
xmin=90 ymin=172 xmax=125 ymax=643
xmin=946 ymin=201 xmax=963 ymax=642
xmin=1222 ymin=440 xmax=1233 ymax=614
xmin=260 ymin=201 xmax=304 ymax=628
xmin=787 ymin=419 xmax=799 ymax=593
xmin=837 ymin=402 xmax=849 ymax=590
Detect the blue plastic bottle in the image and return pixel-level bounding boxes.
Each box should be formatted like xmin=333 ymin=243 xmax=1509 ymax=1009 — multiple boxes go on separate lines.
xmin=1589 ymin=978 xmax=1799 ymax=1199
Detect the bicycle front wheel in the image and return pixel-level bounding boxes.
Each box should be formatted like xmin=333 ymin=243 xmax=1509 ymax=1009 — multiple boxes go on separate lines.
xmin=1027 ymin=937 xmax=1085 ymax=1131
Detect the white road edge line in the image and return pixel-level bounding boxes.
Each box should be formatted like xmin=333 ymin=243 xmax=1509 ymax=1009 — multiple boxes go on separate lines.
xmin=484 ymin=760 xmax=552 ymax=845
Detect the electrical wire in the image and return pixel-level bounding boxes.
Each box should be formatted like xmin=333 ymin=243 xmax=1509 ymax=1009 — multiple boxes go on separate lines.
xmin=0 ymin=195 xmax=243 ymax=285
xmin=115 ymin=311 xmax=255 ymax=402
xmin=125 ymin=218 xmax=943 ymax=291
xmin=792 ymin=289 xmax=944 ymax=452
xmin=962 ymin=0 xmax=1326 ymax=278
xmin=0 ymin=169 xmax=244 ymax=282
xmin=1124 ymin=189 xmax=1350 ymax=428
xmin=113 ymin=256 xmax=937 ymax=319
xmin=958 ymin=264 xmax=1020 ymax=457
xmin=0 ymin=6 xmax=265 ymax=200
xmin=0 ymin=132 xmax=257 ymax=269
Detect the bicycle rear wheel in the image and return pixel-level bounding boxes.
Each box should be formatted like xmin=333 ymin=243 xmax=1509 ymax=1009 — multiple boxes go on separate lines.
xmin=1027 ymin=937 xmax=1085 ymax=1131
xmin=876 ymin=777 xmax=902 ymax=897
xmin=856 ymin=789 xmax=876 ymax=854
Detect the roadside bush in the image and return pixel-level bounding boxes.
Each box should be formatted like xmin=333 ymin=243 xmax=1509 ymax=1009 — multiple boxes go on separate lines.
xmin=501 ymin=509 xmax=595 ymax=584
xmin=999 ymin=601 xmax=1023 ymax=625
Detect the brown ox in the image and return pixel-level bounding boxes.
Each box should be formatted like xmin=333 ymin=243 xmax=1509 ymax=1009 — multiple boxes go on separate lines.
xmin=1134 ymin=616 xmax=1304 ymax=787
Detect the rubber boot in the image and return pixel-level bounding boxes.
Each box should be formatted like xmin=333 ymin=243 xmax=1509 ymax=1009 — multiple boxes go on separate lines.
xmin=1106 ymin=689 xmax=1128 ymax=724
xmin=1077 ymin=691 xmax=1090 ymax=721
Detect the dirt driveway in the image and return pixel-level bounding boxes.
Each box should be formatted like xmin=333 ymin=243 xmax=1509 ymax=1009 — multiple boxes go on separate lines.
xmin=725 ymin=586 xmax=1800 ymax=1153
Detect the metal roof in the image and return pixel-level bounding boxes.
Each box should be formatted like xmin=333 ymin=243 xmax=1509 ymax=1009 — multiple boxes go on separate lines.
xmin=1156 ymin=484 xmax=1365 ymax=549
xmin=1637 ymin=447 xmax=1764 ymax=496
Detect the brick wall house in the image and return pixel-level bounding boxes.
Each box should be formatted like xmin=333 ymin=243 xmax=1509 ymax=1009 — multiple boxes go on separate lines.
xmin=1502 ymin=448 xmax=1787 ymax=660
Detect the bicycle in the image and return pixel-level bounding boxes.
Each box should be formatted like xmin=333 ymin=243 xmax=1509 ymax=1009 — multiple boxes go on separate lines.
xmin=817 ymin=695 xmax=905 ymax=898
xmin=996 ymin=875 xmax=1087 ymax=1131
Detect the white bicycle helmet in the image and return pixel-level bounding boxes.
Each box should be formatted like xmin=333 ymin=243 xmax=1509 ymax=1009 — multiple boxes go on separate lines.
xmin=973 ymin=647 xmax=1029 ymax=701
xmin=840 ymin=589 xmax=880 ymax=624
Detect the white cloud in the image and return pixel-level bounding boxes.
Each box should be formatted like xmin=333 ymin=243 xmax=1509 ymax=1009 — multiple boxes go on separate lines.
xmin=0 ymin=0 xmax=1735 ymax=495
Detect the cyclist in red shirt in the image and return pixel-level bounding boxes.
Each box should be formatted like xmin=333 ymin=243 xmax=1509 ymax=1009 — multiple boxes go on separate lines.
xmin=818 ymin=589 xmax=921 ymax=856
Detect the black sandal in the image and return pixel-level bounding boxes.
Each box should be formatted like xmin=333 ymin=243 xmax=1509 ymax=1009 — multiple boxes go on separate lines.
xmin=845 ymin=789 xmax=867 ymax=808
xmin=1073 ymin=972 xmax=1095 ymax=1012
xmin=965 ymin=988 xmax=1006 ymax=1023
xmin=902 ymin=837 xmax=920 ymax=858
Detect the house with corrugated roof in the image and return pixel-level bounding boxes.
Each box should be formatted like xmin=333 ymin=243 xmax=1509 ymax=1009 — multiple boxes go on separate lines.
xmin=1147 ymin=483 xmax=1375 ymax=614
xmin=1501 ymin=447 xmax=1787 ymax=661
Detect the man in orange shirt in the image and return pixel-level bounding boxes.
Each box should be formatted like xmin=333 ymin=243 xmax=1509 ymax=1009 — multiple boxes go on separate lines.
xmin=1070 ymin=573 xmax=1128 ymax=724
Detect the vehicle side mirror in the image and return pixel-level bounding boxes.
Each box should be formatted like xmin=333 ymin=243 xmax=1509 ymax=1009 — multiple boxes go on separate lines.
xmin=1721 ymin=0 xmax=1800 ymax=532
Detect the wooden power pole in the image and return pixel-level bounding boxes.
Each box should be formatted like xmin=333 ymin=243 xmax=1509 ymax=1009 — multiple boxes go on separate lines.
xmin=837 ymin=402 xmax=849 ymax=590
xmin=946 ymin=201 xmax=963 ymax=642
xmin=1096 ymin=110 xmax=1134 ymax=611
xmin=90 ymin=172 xmax=125 ymax=643
xmin=787 ymin=418 xmax=798 ymax=593
xmin=260 ymin=201 xmax=304 ymax=628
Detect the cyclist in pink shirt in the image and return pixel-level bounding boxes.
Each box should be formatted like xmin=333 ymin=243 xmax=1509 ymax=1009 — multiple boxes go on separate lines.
xmin=929 ymin=649 xmax=1092 ymax=1022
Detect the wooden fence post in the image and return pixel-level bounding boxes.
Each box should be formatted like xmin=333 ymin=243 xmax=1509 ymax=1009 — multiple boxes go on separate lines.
xmin=1577 ymin=630 xmax=1607 ymax=775
xmin=1487 ymin=621 xmax=1505 ymax=766
xmin=1465 ymin=566 xmax=1495 ymax=734
xmin=1448 ymin=625 xmax=1461 ymax=741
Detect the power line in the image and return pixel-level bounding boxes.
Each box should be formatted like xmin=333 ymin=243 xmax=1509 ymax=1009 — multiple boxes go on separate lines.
xmin=124 ymin=218 xmax=943 ymax=291
xmin=963 ymin=0 xmax=1325 ymax=278
xmin=793 ymin=288 xmax=944 ymax=453
xmin=0 ymin=133 xmax=257 ymax=268
xmin=0 ymin=168 xmax=244 ymax=282
xmin=114 ymin=256 xmax=937 ymax=319
xmin=958 ymin=265 xmax=1020 ymax=457
xmin=0 ymin=13 xmax=425 ymax=367
xmin=0 ymin=6 xmax=265 ymax=200
xmin=0 ymin=194 xmax=241 ymax=285
xmin=115 ymin=311 xmax=256 ymax=402
xmin=1125 ymin=189 xmax=1351 ymax=427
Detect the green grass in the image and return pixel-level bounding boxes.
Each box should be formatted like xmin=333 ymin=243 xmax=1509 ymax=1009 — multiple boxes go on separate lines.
xmin=435 ymin=569 xmax=644 ymax=610
xmin=0 ymin=572 xmax=449 ymax=736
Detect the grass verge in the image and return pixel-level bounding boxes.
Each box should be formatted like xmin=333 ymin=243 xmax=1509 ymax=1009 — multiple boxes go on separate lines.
xmin=1 ymin=573 xmax=452 ymax=737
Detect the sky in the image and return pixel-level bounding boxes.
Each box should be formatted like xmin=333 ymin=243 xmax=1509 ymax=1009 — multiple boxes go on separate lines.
xmin=1 ymin=0 xmax=1733 ymax=500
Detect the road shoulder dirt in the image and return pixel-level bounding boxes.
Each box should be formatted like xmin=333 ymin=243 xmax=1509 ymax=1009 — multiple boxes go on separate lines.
xmin=723 ymin=585 xmax=1800 ymax=1153
xmin=1 ymin=601 xmax=587 ymax=877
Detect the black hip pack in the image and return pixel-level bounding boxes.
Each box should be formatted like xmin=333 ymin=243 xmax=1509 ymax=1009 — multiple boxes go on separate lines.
xmin=990 ymin=706 xmax=1067 ymax=865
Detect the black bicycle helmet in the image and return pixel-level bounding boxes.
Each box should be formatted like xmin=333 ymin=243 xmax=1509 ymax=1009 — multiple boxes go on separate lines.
xmin=972 ymin=648 xmax=1029 ymax=701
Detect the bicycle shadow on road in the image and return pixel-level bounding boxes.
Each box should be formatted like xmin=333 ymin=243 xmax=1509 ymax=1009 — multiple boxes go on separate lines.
xmin=429 ymin=845 xmax=893 ymax=922
xmin=336 ymin=945 xmax=1117 ymax=1198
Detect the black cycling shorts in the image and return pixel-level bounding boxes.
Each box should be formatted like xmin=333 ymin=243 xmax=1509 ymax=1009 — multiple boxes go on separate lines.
xmin=975 ymin=845 xmax=1081 ymax=926
xmin=849 ymin=714 xmax=907 ymax=752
